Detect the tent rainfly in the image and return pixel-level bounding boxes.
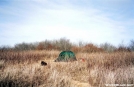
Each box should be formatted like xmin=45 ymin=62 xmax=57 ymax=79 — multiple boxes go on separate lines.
xmin=55 ymin=51 xmax=77 ymax=62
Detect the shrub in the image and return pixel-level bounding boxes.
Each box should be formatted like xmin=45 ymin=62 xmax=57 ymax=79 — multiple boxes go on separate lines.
xmin=129 ymin=40 xmax=134 ymax=51
xmin=100 ymin=43 xmax=116 ymax=52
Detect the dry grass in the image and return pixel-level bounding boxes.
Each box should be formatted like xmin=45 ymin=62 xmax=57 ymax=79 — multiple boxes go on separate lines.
xmin=87 ymin=52 xmax=134 ymax=87
xmin=0 ymin=50 xmax=134 ymax=87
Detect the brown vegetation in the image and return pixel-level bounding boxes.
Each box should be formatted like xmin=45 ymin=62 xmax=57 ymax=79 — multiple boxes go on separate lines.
xmin=87 ymin=52 xmax=134 ymax=86
xmin=0 ymin=50 xmax=134 ymax=87
xmin=71 ymin=43 xmax=104 ymax=53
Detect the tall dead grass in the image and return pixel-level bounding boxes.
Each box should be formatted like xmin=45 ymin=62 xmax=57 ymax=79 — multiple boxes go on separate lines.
xmin=0 ymin=50 xmax=134 ymax=87
xmin=87 ymin=52 xmax=134 ymax=87
xmin=0 ymin=50 xmax=89 ymax=87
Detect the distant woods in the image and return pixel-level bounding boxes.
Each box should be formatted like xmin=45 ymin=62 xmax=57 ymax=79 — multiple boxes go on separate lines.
xmin=0 ymin=38 xmax=134 ymax=53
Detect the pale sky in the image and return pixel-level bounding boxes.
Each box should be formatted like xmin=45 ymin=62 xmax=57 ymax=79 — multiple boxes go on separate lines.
xmin=0 ymin=0 xmax=134 ymax=46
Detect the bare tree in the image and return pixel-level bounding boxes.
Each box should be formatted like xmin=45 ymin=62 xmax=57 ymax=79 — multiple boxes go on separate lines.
xmin=129 ymin=40 xmax=134 ymax=51
xmin=100 ymin=43 xmax=116 ymax=52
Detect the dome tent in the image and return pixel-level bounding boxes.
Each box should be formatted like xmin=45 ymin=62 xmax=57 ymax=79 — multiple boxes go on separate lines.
xmin=55 ymin=51 xmax=77 ymax=62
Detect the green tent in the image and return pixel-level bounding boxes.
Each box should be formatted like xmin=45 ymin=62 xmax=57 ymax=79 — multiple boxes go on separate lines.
xmin=55 ymin=51 xmax=77 ymax=62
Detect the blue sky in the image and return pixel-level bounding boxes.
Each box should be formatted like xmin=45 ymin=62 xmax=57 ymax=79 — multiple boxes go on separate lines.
xmin=0 ymin=0 xmax=134 ymax=47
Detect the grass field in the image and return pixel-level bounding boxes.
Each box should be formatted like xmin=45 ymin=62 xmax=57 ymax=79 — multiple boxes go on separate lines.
xmin=0 ymin=50 xmax=134 ymax=87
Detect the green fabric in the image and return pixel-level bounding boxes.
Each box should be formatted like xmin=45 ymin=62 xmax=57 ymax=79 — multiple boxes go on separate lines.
xmin=55 ymin=51 xmax=77 ymax=62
